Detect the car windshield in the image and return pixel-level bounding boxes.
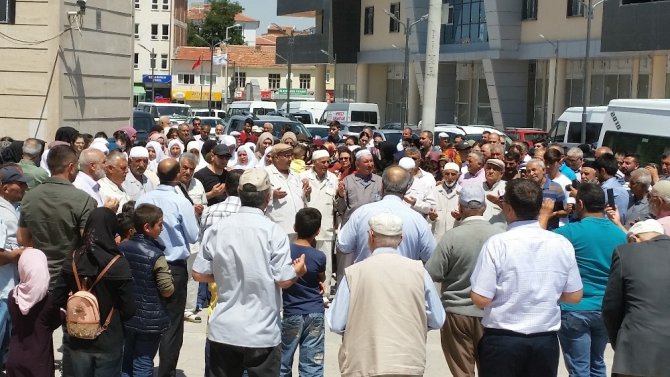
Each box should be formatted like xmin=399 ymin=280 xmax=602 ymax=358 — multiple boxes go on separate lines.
xmin=383 ymin=133 xmax=403 ymax=145
xmin=156 ymin=106 xmax=190 ymax=117
xmin=255 ymin=120 xmax=312 ymax=139
xmin=307 ymin=127 xmax=329 ymax=139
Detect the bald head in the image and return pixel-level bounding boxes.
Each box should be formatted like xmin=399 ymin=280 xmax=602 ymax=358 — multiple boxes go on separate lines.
xmin=79 ymin=148 xmax=106 ymax=180
xmin=594 ymin=146 xmax=613 ymax=159
xmin=382 ymin=166 xmax=412 ymax=196
xmin=157 ymin=158 xmax=180 ymax=185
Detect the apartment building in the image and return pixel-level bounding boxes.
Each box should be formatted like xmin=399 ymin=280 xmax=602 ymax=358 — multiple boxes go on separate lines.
xmin=133 ymin=0 xmax=187 ymax=104
xmin=277 ymin=0 xmax=670 ymax=129
xmin=0 ymin=0 xmax=134 ymax=140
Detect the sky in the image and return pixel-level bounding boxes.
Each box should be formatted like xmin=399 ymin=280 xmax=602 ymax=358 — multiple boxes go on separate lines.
xmin=191 ymin=0 xmax=315 ymax=32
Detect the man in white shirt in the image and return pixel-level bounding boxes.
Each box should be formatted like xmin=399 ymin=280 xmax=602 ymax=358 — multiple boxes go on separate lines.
xmin=470 ymin=178 xmax=583 ymax=377
xmin=429 ymin=163 xmax=461 ymax=241
xmin=399 ymin=148 xmax=437 ymax=216
xmin=73 ymin=148 xmax=116 ymax=209
xmin=123 ymin=146 xmax=158 ymax=201
xmin=98 ymin=151 xmax=131 ymax=213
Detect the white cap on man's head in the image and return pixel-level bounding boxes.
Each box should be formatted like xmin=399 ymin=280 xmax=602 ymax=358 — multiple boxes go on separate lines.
xmin=444 ymin=162 xmax=460 ymax=172
xmin=627 ymin=219 xmax=664 ymax=237
xmin=369 ymin=213 xmax=403 ymax=236
xmin=311 ymin=150 xmax=329 ymax=160
xmin=129 ymin=146 xmax=149 ymax=158
xmin=398 ymin=157 xmax=415 ymax=171
xmin=458 ymin=184 xmax=486 ymax=209
xmin=438 ymin=132 xmax=448 ymax=139
xmin=238 ymin=168 xmax=271 ymax=192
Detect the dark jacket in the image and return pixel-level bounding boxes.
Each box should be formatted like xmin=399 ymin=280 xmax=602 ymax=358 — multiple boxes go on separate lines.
xmin=120 ymin=234 xmax=171 ymax=333
xmin=602 ymin=235 xmax=670 ymax=376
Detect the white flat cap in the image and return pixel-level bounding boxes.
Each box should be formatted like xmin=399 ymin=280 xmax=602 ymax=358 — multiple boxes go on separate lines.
xmin=369 ymin=213 xmax=403 ymax=236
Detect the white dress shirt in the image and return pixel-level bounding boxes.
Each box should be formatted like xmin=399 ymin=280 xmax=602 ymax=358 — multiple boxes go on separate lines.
xmin=98 ymin=177 xmax=130 ymax=214
xmin=265 ymin=164 xmax=305 ymax=235
xmin=405 ymin=169 xmax=437 ymax=215
xmin=300 ymin=168 xmax=338 ymax=241
xmin=73 ymin=171 xmax=103 ymax=206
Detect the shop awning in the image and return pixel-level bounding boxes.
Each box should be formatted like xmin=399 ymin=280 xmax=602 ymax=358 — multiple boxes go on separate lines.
xmin=133 ymin=86 xmax=146 ymax=96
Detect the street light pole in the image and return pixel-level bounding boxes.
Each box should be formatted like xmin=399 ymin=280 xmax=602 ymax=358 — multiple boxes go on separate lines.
xmin=139 ymin=44 xmax=156 ymax=102
xmin=579 ymin=0 xmax=606 ymax=144
xmin=385 ymin=10 xmax=428 ymax=128
xmin=224 ymin=24 xmax=242 ymax=108
xmin=286 ymin=31 xmax=294 ymax=115
xmin=320 ymin=49 xmax=337 ymax=102
xmin=540 ymin=34 xmax=559 ymax=129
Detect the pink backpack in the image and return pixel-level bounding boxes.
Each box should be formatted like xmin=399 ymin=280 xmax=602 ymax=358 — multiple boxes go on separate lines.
xmin=66 ymin=255 xmax=120 ymax=340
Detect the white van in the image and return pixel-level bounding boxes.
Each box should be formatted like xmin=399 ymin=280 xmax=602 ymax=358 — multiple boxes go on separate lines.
xmin=549 ymin=106 xmax=607 ymax=149
xmin=597 ymin=99 xmax=670 ymax=164
xmin=226 ymin=101 xmax=277 ymax=117
xmin=136 ymin=102 xmax=191 ymax=125
xmin=318 ymin=103 xmax=380 ymax=128
xmin=280 ymin=101 xmax=328 ymax=123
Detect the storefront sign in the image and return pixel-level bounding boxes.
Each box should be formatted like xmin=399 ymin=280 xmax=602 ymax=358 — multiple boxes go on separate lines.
xmin=143 ymin=75 xmax=172 ymax=84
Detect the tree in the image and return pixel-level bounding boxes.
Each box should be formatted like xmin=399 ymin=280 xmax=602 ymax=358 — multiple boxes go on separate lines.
xmin=187 ymin=0 xmax=245 ymax=47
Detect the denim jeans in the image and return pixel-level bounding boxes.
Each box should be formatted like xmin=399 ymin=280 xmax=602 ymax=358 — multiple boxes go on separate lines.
xmin=0 ymin=298 xmax=10 ymax=366
xmin=69 ymin=347 xmax=123 ymax=377
xmin=122 ymin=330 xmax=161 ymax=377
xmin=280 ymin=313 xmax=325 ymax=377
xmin=558 ymin=310 xmax=608 ymax=377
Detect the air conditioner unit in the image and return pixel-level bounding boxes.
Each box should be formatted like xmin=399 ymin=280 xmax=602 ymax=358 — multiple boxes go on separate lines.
xmin=162 ymin=35 xmax=168 ymax=40
xmin=151 ymin=35 xmax=158 ymax=40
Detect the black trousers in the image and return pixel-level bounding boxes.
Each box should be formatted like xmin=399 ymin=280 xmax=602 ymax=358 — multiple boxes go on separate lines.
xmin=478 ymin=328 xmax=559 ymax=377
xmin=157 ymin=261 xmax=187 ymax=377
xmin=208 ymin=341 xmax=280 ymax=377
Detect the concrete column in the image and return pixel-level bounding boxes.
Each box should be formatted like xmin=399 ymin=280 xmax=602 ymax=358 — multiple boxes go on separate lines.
xmin=408 ymin=62 xmax=420 ymax=126
xmin=420 ymin=0 xmax=442 ymax=132
xmin=650 ymin=54 xmax=667 ymax=99
xmin=315 ymin=64 xmax=327 ymax=102
xmin=356 ymin=63 xmax=368 ymax=103
xmin=554 ymin=59 xmax=567 ymax=125
xmin=546 ymin=58 xmax=557 ymax=130
xmin=631 ymin=57 xmax=640 ymax=99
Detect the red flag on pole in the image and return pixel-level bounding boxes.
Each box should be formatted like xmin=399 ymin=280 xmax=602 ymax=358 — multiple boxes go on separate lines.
xmin=191 ymin=55 xmax=202 ymax=70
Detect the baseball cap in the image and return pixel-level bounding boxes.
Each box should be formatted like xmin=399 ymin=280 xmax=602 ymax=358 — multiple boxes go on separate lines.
xmin=455 ymin=142 xmax=471 ymax=151
xmin=458 ymin=184 xmax=486 ymax=209
xmin=251 ymin=125 xmax=262 ymax=133
xmin=485 ymin=159 xmax=505 ymax=170
xmin=368 ymin=214 xmax=403 ymax=236
xmin=212 ymin=144 xmax=232 ymax=157
xmin=438 ymin=132 xmax=449 ymax=139
xmin=653 ymin=180 xmax=670 ymax=198
xmin=628 ymin=219 xmax=664 ymax=237
xmin=0 ymin=166 xmax=28 ymax=184
xmin=238 ymin=168 xmax=271 ymax=192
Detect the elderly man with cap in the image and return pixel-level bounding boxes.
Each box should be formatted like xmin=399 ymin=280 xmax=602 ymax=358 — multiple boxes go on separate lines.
xmin=263 ymin=122 xmax=274 ymax=134
xmin=399 ymin=149 xmax=437 ymax=216
xmin=0 ymin=166 xmax=29 ymax=362
xmin=123 ymin=146 xmax=158 ymax=201
xmin=458 ymin=151 xmax=486 ymax=189
xmin=192 ymin=168 xmax=307 ymax=377
xmin=429 ymin=162 xmax=462 ymax=241
xmin=300 ymin=149 xmax=338 ymax=298
xmin=98 ymin=151 xmax=131 ymax=213
xmin=455 ymin=142 xmax=471 ymax=173
xmin=334 ymin=149 xmax=382 ymax=226
xmin=481 ymin=158 xmax=506 ymax=225
xmin=426 ymin=184 xmax=505 ymax=377
xmin=195 ymin=143 xmax=232 ymax=206
xmin=329 ymin=213 xmax=445 ymax=377
xmin=265 ymin=143 xmax=308 ymax=239
xmin=647 ymin=180 xmax=670 ymax=235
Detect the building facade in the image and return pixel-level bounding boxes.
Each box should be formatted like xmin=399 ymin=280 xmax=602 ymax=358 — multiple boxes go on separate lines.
xmin=0 ymin=0 xmax=134 ymax=140
xmin=133 ymin=0 xmax=187 ymax=104
xmin=277 ymin=0 xmax=670 ymax=130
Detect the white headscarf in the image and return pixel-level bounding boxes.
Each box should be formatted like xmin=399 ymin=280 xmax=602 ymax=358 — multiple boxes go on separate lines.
xmin=261 ymin=146 xmax=273 ymax=168
xmin=167 ymin=139 xmax=183 ymax=159
xmin=145 ymin=141 xmax=165 ymax=173
xmin=231 ymin=144 xmax=258 ymax=170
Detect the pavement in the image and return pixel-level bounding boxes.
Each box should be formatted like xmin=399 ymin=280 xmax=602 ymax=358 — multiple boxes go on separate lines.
xmin=53 ymin=312 xmax=615 ymax=376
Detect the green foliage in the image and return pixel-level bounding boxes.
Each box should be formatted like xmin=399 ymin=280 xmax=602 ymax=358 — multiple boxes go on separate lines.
xmin=187 ymin=0 xmax=245 ymax=47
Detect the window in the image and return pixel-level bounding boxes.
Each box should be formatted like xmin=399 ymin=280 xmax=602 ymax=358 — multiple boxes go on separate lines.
xmin=160 ymin=54 xmax=168 ymax=70
xmin=603 ymin=131 xmax=670 ymax=165
xmin=151 ymin=24 xmax=158 ymax=40
xmin=299 ymin=74 xmax=311 ymax=89
xmin=200 ymin=75 xmax=215 ymax=85
xmin=162 ymin=0 xmax=169 ymax=10
xmin=351 ymin=111 xmax=377 ymax=124
xmin=443 ymin=0 xmax=487 ymax=45
xmin=134 ymin=53 xmax=139 ymax=69
xmin=162 ymin=24 xmax=169 ymax=40
xmin=178 ymin=74 xmax=195 ymax=84
xmin=233 ymin=72 xmax=246 ymax=88
xmin=134 ymin=23 xmax=139 ymax=39
xmin=134 ymin=0 xmax=140 ymax=9
xmin=522 ymin=0 xmax=538 ymax=20
xmin=567 ymin=0 xmax=584 ymax=17
xmin=326 ymin=70 xmax=331 ymax=82
xmin=364 ymin=6 xmax=374 ymax=35
xmin=268 ymin=73 xmax=280 ymax=89
xmin=389 ymin=3 xmax=400 ymax=33
xmin=151 ymin=0 xmax=158 ymax=10
xmin=0 ymin=0 xmax=16 ymax=24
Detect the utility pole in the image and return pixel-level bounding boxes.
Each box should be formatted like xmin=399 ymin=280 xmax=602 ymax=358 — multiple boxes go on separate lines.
xmin=139 ymin=44 xmax=156 ymax=102
xmin=580 ymin=0 xmax=593 ymax=145
xmin=286 ymin=31 xmax=294 ymax=115
xmin=223 ymin=24 xmax=241 ymax=109
xmin=321 ymin=49 xmax=337 ymax=101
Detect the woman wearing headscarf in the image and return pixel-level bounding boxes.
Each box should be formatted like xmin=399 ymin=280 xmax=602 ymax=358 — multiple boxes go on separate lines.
xmin=52 ymin=207 xmax=135 ymax=377
xmin=255 ymin=132 xmax=274 ymax=160
xmin=261 ymin=146 xmax=274 ymax=168
xmin=0 ymin=140 xmax=23 ymax=164
xmin=6 ymin=248 xmax=62 ymax=377
xmin=167 ymin=139 xmax=183 ymax=159
xmin=280 ymin=131 xmax=298 ymax=147
xmin=230 ymin=144 xmax=258 ymax=170
xmin=145 ymin=141 xmax=165 ymax=173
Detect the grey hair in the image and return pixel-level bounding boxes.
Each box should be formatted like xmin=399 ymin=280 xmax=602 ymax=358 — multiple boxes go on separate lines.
xmin=491 ymin=144 xmax=504 ymax=155
xmin=180 ymin=152 xmax=199 ymax=166
xmin=382 ymin=168 xmax=412 ymax=195
xmin=372 ymin=234 xmax=403 ymax=248
xmin=527 ymin=158 xmax=545 ymax=170
xmin=78 ymin=148 xmax=103 ymax=170
xmin=567 ymin=147 xmax=584 ymax=159
xmin=630 ymin=168 xmax=651 ymax=187
xmin=404 ymin=146 xmax=420 ymax=156
xmin=22 ymin=138 xmax=42 ymax=157
xmin=106 ymin=150 xmax=127 ymax=165
xmin=468 ymin=151 xmax=484 ymax=164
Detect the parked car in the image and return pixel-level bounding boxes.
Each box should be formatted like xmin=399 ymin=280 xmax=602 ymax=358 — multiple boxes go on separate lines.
xmin=136 ymin=102 xmax=191 ymax=125
xmin=187 ymin=116 xmax=224 ymax=129
xmin=433 ymin=125 xmax=512 ymax=147
xmin=306 ymin=125 xmax=329 ymax=139
xmin=132 ymin=110 xmax=155 ymax=142
xmin=225 ymin=115 xmax=312 ymax=140
xmin=377 ymin=130 xmax=405 ymax=146
xmin=381 ymin=122 xmax=418 ymax=130
xmin=549 ymin=106 xmax=607 ymax=149
xmin=505 ymin=128 xmax=548 ymax=147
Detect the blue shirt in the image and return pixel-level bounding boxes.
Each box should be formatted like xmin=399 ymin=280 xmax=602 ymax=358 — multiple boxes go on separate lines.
xmin=282 ymin=244 xmax=327 ymax=316
xmin=560 ymin=163 xmax=577 ymax=181
xmin=601 ymin=177 xmax=630 ymax=224
xmin=553 ymin=217 xmax=626 ymax=311
xmin=135 ymin=185 xmax=199 ymax=261
xmin=327 ymin=247 xmax=445 ymax=334
xmin=336 ymin=195 xmax=435 ymax=263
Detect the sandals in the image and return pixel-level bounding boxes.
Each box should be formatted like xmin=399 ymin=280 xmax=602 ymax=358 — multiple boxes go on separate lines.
xmin=184 ymin=311 xmax=202 ymax=323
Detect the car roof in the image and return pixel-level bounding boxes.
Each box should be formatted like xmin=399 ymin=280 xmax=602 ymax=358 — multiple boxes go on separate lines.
xmin=306 ymin=125 xmax=329 ymax=129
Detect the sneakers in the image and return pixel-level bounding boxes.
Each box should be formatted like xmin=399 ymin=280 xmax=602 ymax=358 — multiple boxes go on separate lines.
xmin=184 ymin=310 xmax=202 ymax=323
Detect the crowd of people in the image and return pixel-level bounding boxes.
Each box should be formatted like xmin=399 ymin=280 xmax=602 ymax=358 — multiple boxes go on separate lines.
xmin=0 ymin=117 xmax=668 ymax=377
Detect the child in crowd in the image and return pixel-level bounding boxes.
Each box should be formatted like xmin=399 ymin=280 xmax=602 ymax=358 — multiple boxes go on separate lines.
xmin=6 ymin=248 xmax=62 ymax=377
xmin=280 ymin=208 xmax=327 ymax=377
xmin=290 ymin=144 xmax=308 ymax=174
xmin=119 ymin=204 xmax=174 ymax=377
